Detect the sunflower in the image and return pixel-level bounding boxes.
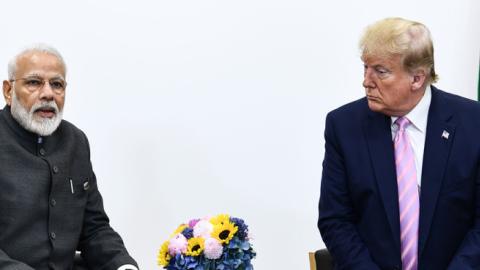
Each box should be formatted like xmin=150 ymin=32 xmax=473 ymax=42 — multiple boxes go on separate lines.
xmin=212 ymin=221 xmax=238 ymax=244
xmin=210 ymin=214 xmax=230 ymax=226
xmin=186 ymin=237 xmax=205 ymax=256
xmin=157 ymin=241 xmax=171 ymax=267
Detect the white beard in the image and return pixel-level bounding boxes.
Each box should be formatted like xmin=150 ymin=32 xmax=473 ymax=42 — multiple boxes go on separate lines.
xmin=10 ymin=91 xmax=63 ymax=136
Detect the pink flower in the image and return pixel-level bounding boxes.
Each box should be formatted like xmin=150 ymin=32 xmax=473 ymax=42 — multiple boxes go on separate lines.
xmin=193 ymin=220 xmax=213 ymax=238
xmin=168 ymin=233 xmax=187 ymax=255
xmin=188 ymin=219 xmax=200 ymax=228
xmin=204 ymin=238 xmax=223 ymax=259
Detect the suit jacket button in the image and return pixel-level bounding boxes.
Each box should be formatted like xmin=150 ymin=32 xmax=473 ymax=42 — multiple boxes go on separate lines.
xmin=50 ymin=232 xmax=56 ymax=239
xmin=52 ymin=166 xmax=59 ymax=174
xmin=50 ymin=198 xmax=57 ymax=206
xmin=83 ymin=181 xmax=90 ymax=191
xmin=39 ymin=148 xmax=46 ymax=156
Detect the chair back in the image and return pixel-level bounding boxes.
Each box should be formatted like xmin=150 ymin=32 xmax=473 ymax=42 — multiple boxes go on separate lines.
xmin=309 ymin=249 xmax=333 ymax=270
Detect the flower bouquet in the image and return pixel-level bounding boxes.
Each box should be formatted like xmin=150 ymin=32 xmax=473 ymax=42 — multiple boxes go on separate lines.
xmin=158 ymin=214 xmax=256 ymax=270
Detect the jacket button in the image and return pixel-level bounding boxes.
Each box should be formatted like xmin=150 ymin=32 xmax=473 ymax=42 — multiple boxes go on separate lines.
xmin=50 ymin=232 xmax=56 ymax=239
xmin=39 ymin=148 xmax=46 ymax=156
xmin=83 ymin=181 xmax=90 ymax=191
xmin=50 ymin=199 xmax=56 ymax=206
xmin=52 ymin=166 xmax=59 ymax=174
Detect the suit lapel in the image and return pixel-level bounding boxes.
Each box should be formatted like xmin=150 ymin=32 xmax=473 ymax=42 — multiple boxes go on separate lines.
xmin=364 ymin=110 xmax=400 ymax=251
xmin=418 ymin=87 xmax=456 ymax=256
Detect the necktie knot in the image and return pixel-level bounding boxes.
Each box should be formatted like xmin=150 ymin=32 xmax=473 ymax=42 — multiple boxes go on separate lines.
xmin=396 ymin=117 xmax=411 ymax=131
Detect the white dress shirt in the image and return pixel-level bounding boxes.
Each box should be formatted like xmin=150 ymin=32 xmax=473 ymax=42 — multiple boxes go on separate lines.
xmin=390 ymin=85 xmax=432 ymax=187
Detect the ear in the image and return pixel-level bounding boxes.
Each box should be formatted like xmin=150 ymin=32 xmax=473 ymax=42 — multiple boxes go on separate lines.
xmin=3 ymin=80 xmax=13 ymax=106
xmin=411 ymin=69 xmax=427 ymax=91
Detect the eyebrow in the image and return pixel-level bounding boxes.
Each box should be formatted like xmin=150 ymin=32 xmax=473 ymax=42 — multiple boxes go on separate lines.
xmin=24 ymin=73 xmax=65 ymax=80
xmin=367 ymin=64 xmax=390 ymax=71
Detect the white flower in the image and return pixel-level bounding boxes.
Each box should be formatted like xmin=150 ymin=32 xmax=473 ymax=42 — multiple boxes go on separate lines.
xmin=204 ymin=238 xmax=223 ymax=259
xmin=193 ymin=220 xmax=214 ymax=238
xmin=168 ymin=233 xmax=187 ymax=255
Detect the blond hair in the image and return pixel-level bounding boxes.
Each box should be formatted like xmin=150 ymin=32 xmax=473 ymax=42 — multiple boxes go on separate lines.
xmin=360 ymin=17 xmax=438 ymax=83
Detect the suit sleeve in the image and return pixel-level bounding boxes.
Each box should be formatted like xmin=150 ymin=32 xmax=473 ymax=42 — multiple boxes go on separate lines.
xmin=447 ymin=162 xmax=480 ymax=269
xmin=77 ymin=134 xmax=138 ymax=270
xmin=77 ymin=172 xmax=138 ymax=270
xmin=317 ymin=113 xmax=380 ymax=270
xmin=0 ymin=250 xmax=35 ymax=270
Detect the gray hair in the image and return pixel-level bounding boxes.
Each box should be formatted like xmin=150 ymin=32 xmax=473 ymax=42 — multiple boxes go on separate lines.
xmin=8 ymin=43 xmax=67 ymax=80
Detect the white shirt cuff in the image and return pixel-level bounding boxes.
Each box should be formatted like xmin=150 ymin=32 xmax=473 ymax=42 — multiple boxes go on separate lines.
xmin=117 ymin=264 xmax=138 ymax=270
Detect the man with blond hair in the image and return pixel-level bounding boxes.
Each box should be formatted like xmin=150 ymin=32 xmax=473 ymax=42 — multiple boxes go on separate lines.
xmin=0 ymin=44 xmax=138 ymax=270
xmin=318 ymin=18 xmax=480 ymax=269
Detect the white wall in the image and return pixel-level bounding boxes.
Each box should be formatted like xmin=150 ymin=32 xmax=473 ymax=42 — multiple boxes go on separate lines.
xmin=0 ymin=1 xmax=478 ymax=269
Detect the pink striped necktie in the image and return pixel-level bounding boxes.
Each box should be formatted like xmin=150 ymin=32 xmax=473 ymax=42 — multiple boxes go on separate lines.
xmin=394 ymin=117 xmax=419 ymax=270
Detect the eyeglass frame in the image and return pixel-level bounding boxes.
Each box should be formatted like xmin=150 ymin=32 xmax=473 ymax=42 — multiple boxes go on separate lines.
xmin=9 ymin=76 xmax=67 ymax=94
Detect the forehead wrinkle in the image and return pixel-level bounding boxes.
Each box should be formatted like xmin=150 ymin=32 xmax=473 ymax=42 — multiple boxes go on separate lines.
xmin=20 ymin=65 xmax=66 ymax=79
xmin=364 ymin=55 xmax=403 ymax=70
xmin=17 ymin=53 xmax=66 ymax=76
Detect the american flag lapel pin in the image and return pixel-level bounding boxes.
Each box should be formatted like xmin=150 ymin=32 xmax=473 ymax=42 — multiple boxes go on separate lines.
xmin=442 ymin=130 xmax=449 ymax=140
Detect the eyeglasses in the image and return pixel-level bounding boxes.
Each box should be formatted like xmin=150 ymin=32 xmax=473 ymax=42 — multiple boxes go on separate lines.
xmin=10 ymin=76 xmax=67 ymax=94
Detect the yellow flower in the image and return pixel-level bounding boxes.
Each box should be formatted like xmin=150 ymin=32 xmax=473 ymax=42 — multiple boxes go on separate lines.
xmin=212 ymin=221 xmax=238 ymax=244
xmin=171 ymin=224 xmax=188 ymax=237
xmin=186 ymin=237 xmax=205 ymax=256
xmin=157 ymin=241 xmax=171 ymax=267
xmin=210 ymin=214 xmax=230 ymax=226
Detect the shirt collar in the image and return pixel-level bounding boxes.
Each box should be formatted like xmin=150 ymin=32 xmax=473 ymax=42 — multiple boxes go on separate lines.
xmin=391 ymin=85 xmax=431 ymax=133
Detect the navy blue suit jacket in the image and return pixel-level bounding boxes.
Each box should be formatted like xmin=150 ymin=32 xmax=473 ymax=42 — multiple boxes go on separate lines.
xmin=318 ymin=86 xmax=480 ymax=270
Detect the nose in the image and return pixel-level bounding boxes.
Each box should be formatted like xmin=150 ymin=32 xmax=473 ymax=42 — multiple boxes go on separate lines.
xmin=38 ymin=82 xmax=55 ymax=100
xmin=362 ymin=68 xmax=376 ymax=90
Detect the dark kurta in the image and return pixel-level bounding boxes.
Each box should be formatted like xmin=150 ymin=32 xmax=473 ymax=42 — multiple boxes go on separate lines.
xmin=0 ymin=106 xmax=137 ymax=270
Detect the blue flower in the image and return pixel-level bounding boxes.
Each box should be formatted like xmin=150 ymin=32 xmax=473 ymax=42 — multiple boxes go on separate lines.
xmin=230 ymin=217 xmax=248 ymax=240
xmin=182 ymin=227 xmax=194 ymax=239
xmin=184 ymin=256 xmax=200 ymax=269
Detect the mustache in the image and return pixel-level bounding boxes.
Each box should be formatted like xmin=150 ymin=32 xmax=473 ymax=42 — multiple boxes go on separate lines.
xmin=30 ymin=101 xmax=59 ymax=114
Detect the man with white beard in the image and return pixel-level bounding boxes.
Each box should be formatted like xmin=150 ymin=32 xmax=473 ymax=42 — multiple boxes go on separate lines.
xmin=0 ymin=44 xmax=138 ymax=270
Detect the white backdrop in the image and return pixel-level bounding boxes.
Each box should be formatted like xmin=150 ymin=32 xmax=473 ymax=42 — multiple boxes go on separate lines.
xmin=1 ymin=1 xmax=479 ymax=269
